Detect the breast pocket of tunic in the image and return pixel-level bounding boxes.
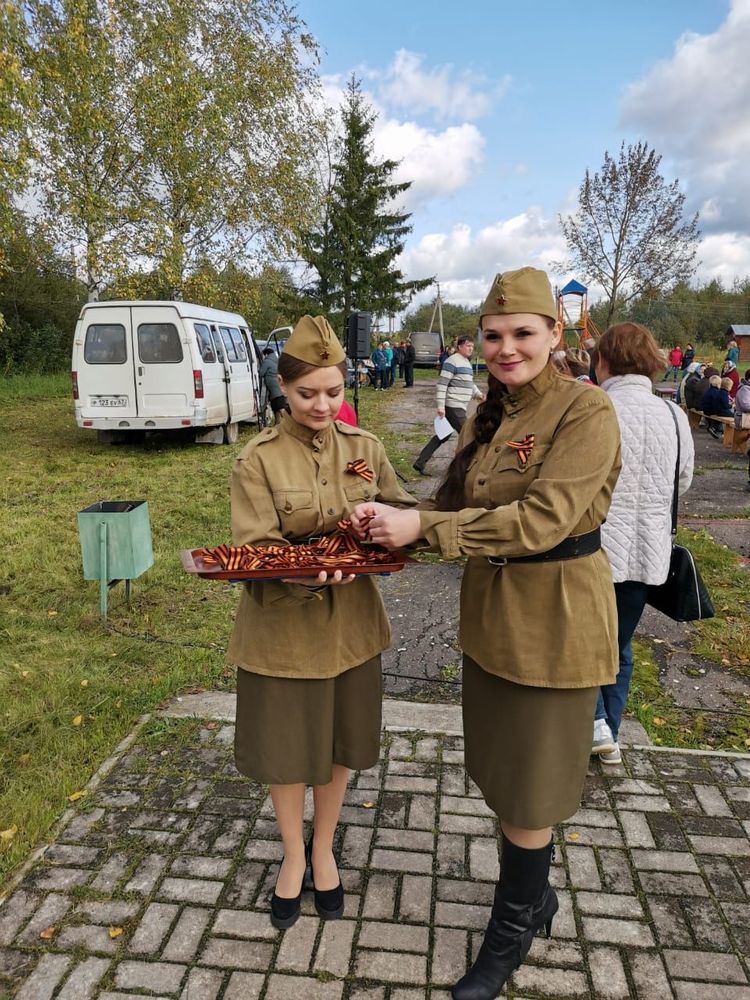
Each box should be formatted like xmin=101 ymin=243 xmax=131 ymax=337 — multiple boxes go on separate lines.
xmin=272 ymin=488 xmax=315 ymax=536
xmin=343 ymin=480 xmax=378 ymax=509
xmin=488 ymin=444 xmax=549 ymax=505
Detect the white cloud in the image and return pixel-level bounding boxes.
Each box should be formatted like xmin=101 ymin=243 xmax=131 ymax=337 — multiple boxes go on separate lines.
xmin=621 ymin=0 xmax=750 ymax=235
xmin=373 ymin=120 xmax=484 ymax=207
xmin=319 ymin=73 xmax=485 ymax=208
xmin=377 ymin=49 xmax=506 ymax=122
xmin=400 ymin=210 xmax=569 ymax=309
xmin=695 ymin=231 xmax=750 ymax=287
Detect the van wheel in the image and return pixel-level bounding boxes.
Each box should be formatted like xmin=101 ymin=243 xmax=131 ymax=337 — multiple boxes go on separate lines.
xmin=224 ymin=421 xmax=239 ymax=444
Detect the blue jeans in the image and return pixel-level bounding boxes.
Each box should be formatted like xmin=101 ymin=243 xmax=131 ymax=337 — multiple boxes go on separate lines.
xmin=595 ymin=581 xmax=650 ymax=741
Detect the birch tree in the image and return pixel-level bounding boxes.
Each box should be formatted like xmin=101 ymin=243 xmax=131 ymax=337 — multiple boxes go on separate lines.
xmin=559 ymin=142 xmax=700 ymax=325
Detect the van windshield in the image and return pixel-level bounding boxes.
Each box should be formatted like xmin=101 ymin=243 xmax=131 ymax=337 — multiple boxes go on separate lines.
xmin=84 ymin=324 xmax=127 ymax=364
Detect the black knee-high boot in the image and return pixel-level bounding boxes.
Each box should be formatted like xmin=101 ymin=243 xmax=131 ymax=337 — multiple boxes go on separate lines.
xmin=451 ymin=834 xmax=558 ymax=1000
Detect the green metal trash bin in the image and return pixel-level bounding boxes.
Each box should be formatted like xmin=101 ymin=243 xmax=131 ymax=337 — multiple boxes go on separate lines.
xmin=77 ymin=500 xmax=154 ymax=619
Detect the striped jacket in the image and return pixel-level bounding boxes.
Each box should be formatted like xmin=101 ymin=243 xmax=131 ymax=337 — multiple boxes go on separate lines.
xmin=436 ymin=354 xmax=483 ymax=410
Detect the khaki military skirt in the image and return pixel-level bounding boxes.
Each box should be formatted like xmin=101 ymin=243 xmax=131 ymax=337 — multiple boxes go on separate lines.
xmin=463 ymin=655 xmax=597 ymax=829
xmin=234 ymin=655 xmax=382 ymax=785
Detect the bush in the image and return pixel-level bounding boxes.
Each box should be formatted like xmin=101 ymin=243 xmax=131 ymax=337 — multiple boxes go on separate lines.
xmin=0 ymin=321 xmax=73 ymax=374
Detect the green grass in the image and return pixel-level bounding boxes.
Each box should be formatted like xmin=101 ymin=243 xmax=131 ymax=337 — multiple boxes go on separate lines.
xmin=679 ymin=527 xmax=750 ymax=674
xmin=627 ymin=640 xmax=750 ymax=752
xmin=0 ymin=385 xmax=250 ymax=886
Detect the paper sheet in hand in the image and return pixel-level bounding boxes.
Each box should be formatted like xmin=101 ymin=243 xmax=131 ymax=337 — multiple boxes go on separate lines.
xmin=433 ymin=415 xmax=454 ymax=440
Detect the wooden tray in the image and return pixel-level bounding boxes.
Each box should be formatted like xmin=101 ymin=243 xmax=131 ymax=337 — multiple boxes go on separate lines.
xmin=180 ymin=548 xmax=408 ymax=581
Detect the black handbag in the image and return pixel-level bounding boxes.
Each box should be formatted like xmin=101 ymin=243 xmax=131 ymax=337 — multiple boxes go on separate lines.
xmin=646 ymin=402 xmax=715 ymax=622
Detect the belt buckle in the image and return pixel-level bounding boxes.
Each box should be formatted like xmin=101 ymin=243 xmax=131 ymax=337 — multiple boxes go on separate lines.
xmin=487 ymin=556 xmax=508 ymax=566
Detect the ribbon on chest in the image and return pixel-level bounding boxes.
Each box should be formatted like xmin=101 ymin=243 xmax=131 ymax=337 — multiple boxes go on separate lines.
xmin=505 ymin=433 xmax=535 ymax=468
xmin=345 ymin=459 xmax=374 ymax=482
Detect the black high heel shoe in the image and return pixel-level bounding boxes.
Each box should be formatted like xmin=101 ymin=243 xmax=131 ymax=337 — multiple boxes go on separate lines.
xmin=270 ymin=853 xmax=308 ymax=930
xmin=308 ymin=834 xmax=344 ymax=920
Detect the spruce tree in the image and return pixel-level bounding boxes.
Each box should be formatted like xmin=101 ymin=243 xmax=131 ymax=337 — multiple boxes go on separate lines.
xmin=296 ymin=77 xmax=430 ymax=330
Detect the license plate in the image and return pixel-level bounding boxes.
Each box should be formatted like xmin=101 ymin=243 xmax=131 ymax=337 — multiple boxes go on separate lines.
xmin=90 ymin=396 xmax=127 ymax=407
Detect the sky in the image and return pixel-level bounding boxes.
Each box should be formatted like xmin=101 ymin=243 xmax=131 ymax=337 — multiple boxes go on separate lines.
xmin=295 ymin=0 xmax=750 ymax=312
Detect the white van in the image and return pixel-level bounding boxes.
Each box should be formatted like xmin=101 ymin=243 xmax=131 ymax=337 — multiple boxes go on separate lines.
xmin=72 ymin=301 xmax=264 ymax=444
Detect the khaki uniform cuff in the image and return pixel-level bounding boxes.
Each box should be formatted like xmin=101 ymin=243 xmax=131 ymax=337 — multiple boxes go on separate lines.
xmin=418 ymin=510 xmax=460 ymax=559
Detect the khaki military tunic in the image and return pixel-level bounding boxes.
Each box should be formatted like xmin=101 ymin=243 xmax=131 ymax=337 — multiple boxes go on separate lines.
xmin=227 ymin=414 xmax=416 ymax=679
xmin=419 ymin=364 xmax=622 ymax=689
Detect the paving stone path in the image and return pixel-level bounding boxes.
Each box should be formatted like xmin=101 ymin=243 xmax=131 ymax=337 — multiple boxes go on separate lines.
xmin=1 ymin=702 xmax=749 ymax=999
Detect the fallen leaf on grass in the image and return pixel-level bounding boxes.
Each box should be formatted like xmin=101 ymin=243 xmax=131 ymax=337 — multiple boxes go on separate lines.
xmin=567 ymin=831 xmax=580 ymax=841
xmin=68 ymin=791 xmax=85 ymax=802
xmin=721 ymin=658 xmax=731 ymax=666
xmin=653 ymin=717 xmax=667 ymax=727
xmin=0 ymin=825 xmax=18 ymax=842
xmin=745 ymin=739 xmax=750 ymax=748
xmin=71 ymin=715 xmax=83 ymax=727
xmin=80 ymin=679 xmax=89 ymax=688
xmin=39 ymin=926 xmax=56 ymax=940
xmin=108 ymin=926 xmax=124 ymax=939
xmin=202 ymin=721 xmax=216 ymax=731
xmin=21 ymin=670 xmax=30 ymax=678
xmin=18 ymin=753 xmax=30 ymax=766
xmin=47 ymin=610 xmax=58 ymax=618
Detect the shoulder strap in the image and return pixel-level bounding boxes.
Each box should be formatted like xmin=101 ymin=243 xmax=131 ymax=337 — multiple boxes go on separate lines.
xmin=661 ymin=398 xmax=681 ymax=536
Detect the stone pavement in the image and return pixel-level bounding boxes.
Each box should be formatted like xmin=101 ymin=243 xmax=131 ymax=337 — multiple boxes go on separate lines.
xmin=1 ymin=699 xmax=750 ymax=1000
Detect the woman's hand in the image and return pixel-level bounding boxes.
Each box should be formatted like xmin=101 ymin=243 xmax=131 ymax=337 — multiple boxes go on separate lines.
xmin=365 ymin=509 xmax=422 ymax=549
xmin=282 ymin=569 xmax=356 ymax=586
xmin=350 ymin=502 xmax=398 ymax=537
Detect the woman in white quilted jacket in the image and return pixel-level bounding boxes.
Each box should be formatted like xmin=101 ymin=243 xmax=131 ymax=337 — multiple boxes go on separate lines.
xmin=592 ymin=323 xmax=694 ymax=763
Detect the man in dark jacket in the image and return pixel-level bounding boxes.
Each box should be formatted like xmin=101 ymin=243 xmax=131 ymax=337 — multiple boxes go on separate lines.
xmin=259 ymin=348 xmax=288 ymax=424
xmin=403 ymin=340 xmax=416 ymax=387
xmin=684 ymin=364 xmax=717 ymax=411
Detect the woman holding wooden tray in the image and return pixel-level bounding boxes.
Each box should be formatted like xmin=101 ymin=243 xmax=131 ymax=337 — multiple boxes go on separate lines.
xmin=227 ymin=315 xmax=415 ymax=930
xmin=352 ymin=268 xmax=621 ymax=1000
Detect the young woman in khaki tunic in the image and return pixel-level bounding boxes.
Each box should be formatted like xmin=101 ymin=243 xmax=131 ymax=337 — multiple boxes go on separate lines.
xmin=228 ymin=315 xmax=415 ymax=931
xmin=352 ymin=268 xmax=621 ymax=1000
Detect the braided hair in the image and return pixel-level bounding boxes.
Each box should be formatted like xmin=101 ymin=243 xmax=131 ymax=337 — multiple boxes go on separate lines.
xmin=433 ymin=317 xmax=558 ymax=511
xmin=433 ymin=374 xmax=506 ymax=511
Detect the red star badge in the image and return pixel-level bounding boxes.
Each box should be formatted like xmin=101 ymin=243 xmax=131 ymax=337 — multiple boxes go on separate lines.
xmin=496 ymin=294 xmax=506 ymax=305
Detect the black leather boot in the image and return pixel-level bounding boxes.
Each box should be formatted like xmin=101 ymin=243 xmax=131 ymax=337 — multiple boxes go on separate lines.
xmin=451 ymin=834 xmax=558 ymax=1000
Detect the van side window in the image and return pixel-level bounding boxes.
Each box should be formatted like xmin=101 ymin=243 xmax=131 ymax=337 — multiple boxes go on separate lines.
xmin=83 ymin=324 xmax=127 ymax=364
xmin=218 ymin=326 xmax=239 ymax=362
xmin=194 ymin=323 xmax=216 ymax=363
xmin=210 ymin=327 xmax=225 ymax=362
xmin=138 ymin=323 xmax=183 ymax=364
xmin=228 ymin=326 xmax=247 ymax=361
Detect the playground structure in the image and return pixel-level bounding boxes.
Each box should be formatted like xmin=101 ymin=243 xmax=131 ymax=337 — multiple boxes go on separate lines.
xmin=557 ymin=279 xmax=602 ymax=349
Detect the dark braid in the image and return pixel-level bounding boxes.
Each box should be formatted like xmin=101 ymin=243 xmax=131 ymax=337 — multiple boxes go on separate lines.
xmin=434 ymin=374 xmax=506 ymax=511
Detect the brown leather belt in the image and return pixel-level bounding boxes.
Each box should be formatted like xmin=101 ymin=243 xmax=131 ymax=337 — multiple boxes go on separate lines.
xmin=487 ymin=528 xmax=601 ymax=566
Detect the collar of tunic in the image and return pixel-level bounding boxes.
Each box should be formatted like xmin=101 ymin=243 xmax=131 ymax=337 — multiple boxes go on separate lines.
xmin=279 ymin=413 xmax=332 ymax=450
xmin=499 ymin=361 xmax=559 ymax=415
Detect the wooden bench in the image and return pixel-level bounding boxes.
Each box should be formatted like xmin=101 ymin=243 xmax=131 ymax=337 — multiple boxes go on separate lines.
xmin=680 ymin=406 xmax=749 ymax=452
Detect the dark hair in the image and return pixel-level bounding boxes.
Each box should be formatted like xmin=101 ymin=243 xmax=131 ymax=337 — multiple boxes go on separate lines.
xmin=597 ymin=322 xmax=665 ymax=378
xmin=262 ymin=348 xmax=274 ymax=356
xmin=745 ymin=369 xmax=750 ymax=381
xmin=277 ymin=354 xmax=347 ymax=382
xmin=456 ymin=335 xmax=474 ymax=348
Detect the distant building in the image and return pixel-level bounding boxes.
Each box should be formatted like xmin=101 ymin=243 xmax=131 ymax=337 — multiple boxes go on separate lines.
xmin=726 ymin=325 xmax=750 ymax=363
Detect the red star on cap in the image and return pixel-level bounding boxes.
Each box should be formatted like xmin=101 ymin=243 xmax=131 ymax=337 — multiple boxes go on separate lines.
xmin=496 ymin=294 xmax=506 ymax=305
xmin=320 ymin=349 xmax=330 ymax=359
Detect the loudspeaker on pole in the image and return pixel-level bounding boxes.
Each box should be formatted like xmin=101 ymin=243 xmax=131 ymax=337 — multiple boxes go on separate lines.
xmin=346 ymin=311 xmax=371 ymax=359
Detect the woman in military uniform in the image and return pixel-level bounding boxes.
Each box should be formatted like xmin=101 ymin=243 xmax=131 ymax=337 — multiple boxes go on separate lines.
xmin=351 ymin=268 xmax=621 ymax=1000
xmin=228 ymin=315 xmax=415 ymax=931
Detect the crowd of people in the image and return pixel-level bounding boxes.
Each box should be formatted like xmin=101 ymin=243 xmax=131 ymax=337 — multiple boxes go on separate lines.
xmin=229 ymin=281 xmax=747 ymax=999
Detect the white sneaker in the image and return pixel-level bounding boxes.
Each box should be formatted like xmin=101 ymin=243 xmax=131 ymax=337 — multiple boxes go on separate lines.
xmin=592 ymin=719 xmax=615 ymax=755
xmin=600 ymin=742 xmax=622 ymax=765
